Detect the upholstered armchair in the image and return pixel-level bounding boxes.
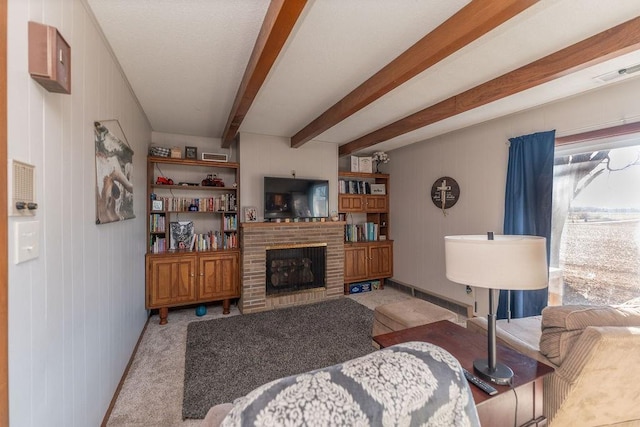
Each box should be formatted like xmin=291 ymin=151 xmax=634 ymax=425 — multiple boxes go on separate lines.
xmin=467 ymin=304 xmax=640 ymax=426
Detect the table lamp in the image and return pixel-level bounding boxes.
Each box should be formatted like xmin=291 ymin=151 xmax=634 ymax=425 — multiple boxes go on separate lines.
xmin=444 ymin=232 xmax=548 ymax=385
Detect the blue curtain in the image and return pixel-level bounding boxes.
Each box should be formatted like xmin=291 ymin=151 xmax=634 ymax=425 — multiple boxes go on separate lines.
xmin=497 ymin=130 xmax=555 ymax=319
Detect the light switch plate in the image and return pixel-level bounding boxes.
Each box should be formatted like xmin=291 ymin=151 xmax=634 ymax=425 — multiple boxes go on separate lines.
xmin=15 ymin=221 xmax=40 ymax=264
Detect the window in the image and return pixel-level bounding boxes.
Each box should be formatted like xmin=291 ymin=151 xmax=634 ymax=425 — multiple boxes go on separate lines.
xmin=551 ymin=135 xmax=640 ymax=306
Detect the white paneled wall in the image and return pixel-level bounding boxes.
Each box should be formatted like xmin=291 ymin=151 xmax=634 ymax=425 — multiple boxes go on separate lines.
xmin=7 ymin=1 xmax=151 ymax=426
xmin=388 ymin=77 xmax=640 ymax=316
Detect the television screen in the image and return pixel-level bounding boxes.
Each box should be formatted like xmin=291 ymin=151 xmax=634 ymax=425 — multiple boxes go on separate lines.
xmin=264 ymin=177 xmax=329 ymax=220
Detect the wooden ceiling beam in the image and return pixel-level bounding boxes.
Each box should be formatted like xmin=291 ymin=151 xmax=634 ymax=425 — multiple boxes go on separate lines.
xmin=291 ymin=0 xmax=539 ymax=148
xmin=339 ymin=16 xmax=640 ymax=156
xmin=222 ymin=0 xmax=307 ymax=147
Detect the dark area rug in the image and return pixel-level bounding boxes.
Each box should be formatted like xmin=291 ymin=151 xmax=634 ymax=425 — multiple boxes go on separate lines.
xmin=182 ymin=298 xmax=374 ymax=419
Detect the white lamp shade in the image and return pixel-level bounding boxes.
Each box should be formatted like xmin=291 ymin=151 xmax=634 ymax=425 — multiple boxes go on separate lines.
xmin=445 ymin=235 xmax=548 ymax=290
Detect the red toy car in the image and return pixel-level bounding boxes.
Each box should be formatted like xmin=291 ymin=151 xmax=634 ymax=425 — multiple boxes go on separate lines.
xmin=156 ymin=176 xmax=174 ymax=185
xmin=201 ymin=174 xmax=225 ymax=187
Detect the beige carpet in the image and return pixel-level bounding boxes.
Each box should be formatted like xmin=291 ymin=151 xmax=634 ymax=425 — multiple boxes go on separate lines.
xmin=105 ymin=288 xmax=430 ymax=426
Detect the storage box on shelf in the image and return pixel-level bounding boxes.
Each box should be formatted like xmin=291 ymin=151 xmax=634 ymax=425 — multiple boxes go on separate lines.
xmin=145 ymin=156 xmax=240 ymax=324
xmin=338 ymin=171 xmax=393 ymax=294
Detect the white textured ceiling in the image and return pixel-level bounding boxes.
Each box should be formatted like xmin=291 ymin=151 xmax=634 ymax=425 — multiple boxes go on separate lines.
xmin=87 ymin=0 xmax=640 ymax=154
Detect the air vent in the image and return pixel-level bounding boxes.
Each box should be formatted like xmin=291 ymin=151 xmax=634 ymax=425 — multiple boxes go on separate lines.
xmin=9 ymin=160 xmax=37 ymax=216
xmin=201 ymin=152 xmax=228 ymax=162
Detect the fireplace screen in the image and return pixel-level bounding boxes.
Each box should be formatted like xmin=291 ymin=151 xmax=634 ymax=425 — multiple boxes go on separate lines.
xmin=266 ymin=244 xmax=326 ymax=295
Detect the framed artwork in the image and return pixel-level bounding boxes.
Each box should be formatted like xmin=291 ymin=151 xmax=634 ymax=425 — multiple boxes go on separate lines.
xmin=244 ymin=206 xmax=258 ymax=222
xmin=94 ymin=120 xmax=135 ymax=224
xmin=151 ymin=199 xmax=164 ymax=211
xmin=359 ymin=157 xmax=373 ymax=173
xmin=185 ymin=146 xmax=198 ymax=159
xmin=170 ymin=221 xmax=194 ymax=250
xmin=370 ymin=184 xmax=386 ymax=195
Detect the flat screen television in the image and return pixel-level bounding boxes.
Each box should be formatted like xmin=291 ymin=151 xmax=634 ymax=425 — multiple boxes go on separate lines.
xmin=264 ymin=176 xmax=329 ymax=220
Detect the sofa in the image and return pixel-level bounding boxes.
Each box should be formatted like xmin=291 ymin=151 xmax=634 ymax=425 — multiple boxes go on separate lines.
xmin=202 ymin=341 xmax=480 ymax=426
xmin=466 ymin=303 xmax=640 ymax=426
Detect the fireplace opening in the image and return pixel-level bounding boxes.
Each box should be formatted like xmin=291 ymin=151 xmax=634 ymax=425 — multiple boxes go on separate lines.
xmin=266 ymin=244 xmax=326 ymax=295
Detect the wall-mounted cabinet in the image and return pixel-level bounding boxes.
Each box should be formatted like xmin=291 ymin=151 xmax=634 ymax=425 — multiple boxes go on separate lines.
xmin=28 ymin=21 xmax=71 ymax=94
xmin=145 ymin=156 xmax=240 ymax=324
xmin=338 ymin=171 xmax=393 ymax=292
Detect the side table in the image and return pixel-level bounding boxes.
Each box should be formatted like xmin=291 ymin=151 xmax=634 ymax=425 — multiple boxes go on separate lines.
xmin=373 ymin=320 xmax=554 ymax=427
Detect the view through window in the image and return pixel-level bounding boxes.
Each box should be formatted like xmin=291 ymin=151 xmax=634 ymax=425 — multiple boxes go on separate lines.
xmin=551 ymin=136 xmax=640 ymax=306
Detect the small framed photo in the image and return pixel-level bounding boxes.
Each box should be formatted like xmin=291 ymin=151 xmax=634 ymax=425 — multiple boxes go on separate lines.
xmin=151 ymin=199 xmax=164 ymax=211
xmin=370 ymin=184 xmax=386 ymax=195
xmin=243 ymin=206 xmax=258 ymax=222
xmin=170 ymin=147 xmax=182 ymax=158
xmin=185 ymin=146 xmax=198 ymax=160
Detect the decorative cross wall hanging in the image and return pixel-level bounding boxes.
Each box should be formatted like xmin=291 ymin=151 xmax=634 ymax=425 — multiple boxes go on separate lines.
xmin=430 ymin=176 xmax=460 ymax=216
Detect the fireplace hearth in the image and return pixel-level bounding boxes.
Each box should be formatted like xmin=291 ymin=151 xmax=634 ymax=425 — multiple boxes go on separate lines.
xmin=266 ymin=244 xmax=326 ymax=295
xmin=240 ymin=222 xmax=344 ymax=313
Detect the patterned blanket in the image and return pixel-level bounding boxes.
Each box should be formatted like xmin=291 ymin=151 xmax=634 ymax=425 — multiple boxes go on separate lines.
xmin=220 ymin=341 xmax=480 ymax=426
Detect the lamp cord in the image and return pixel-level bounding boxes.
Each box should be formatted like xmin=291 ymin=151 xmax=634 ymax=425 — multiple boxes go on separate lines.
xmin=510 ymin=382 xmax=519 ymax=427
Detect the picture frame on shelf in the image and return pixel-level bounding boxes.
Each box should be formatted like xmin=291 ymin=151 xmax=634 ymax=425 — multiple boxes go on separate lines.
xmin=151 ymin=199 xmax=164 ymax=211
xmin=244 ymin=206 xmax=258 ymax=222
xmin=170 ymin=147 xmax=182 ymax=159
xmin=359 ymin=156 xmax=373 ymax=173
xmin=185 ymin=146 xmax=198 ymax=160
xmin=370 ymin=184 xmax=386 ymax=195
xmin=350 ymin=156 xmax=360 ymax=172
xmin=169 ymin=221 xmax=194 ymax=250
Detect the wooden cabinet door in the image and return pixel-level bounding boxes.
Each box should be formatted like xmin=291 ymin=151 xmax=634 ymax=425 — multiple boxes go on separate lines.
xmin=364 ymin=195 xmax=388 ymax=212
xmin=369 ymin=242 xmax=393 ymax=278
xmin=147 ymin=255 xmax=196 ymax=307
xmin=339 ymin=195 xmax=364 ymax=212
xmin=344 ymin=245 xmax=368 ymax=282
xmin=198 ymin=252 xmax=240 ymax=300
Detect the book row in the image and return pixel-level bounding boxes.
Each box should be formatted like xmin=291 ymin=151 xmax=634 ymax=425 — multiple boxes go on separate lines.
xmin=150 ymin=236 xmax=167 ymax=253
xmin=154 ymin=194 xmax=237 ymax=212
xmin=223 ymin=214 xmax=238 ymax=231
xmin=148 ymin=230 xmax=238 ymax=254
xmin=191 ymin=231 xmax=238 ymax=251
xmin=344 ymin=222 xmax=379 ymax=242
xmin=149 ymin=214 xmax=166 ymax=232
xmin=338 ymin=180 xmax=386 ymax=195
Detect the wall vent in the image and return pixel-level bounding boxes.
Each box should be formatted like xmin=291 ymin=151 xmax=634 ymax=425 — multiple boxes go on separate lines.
xmin=9 ymin=160 xmax=36 ymax=216
xmin=201 ymin=152 xmax=228 ymax=162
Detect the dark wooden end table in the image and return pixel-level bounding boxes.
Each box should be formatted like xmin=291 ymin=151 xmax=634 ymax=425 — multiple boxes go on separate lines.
xmin=373 ymin=320 xmax=554 ymax=427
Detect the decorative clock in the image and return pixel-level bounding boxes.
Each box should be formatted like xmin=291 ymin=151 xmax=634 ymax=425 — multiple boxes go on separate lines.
xmin=430 ymin=177 xmax=460 ymax=216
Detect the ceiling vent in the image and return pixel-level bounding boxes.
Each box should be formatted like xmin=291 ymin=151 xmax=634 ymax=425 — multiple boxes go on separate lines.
xmin=594 ymin=63 xmax=640 ymax=83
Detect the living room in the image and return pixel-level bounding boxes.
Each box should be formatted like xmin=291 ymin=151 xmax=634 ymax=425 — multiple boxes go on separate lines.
xmin=4 ymin=1 xmax=640 ymax=426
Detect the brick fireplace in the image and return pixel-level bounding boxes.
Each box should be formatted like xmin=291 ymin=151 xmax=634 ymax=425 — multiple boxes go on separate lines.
xmin=240 ymin=222 xmax=345 ymax=313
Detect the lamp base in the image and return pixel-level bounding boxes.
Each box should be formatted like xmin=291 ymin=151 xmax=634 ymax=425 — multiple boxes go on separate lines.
xmin=473 ymin=359 xmax=514 ymax=385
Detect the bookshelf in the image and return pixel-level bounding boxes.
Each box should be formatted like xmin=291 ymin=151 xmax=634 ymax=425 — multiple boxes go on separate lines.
xmin=338 ymin=171 xmax=393 ymax=293
xmin=145 ymin=156 xmax=240 ymax=324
